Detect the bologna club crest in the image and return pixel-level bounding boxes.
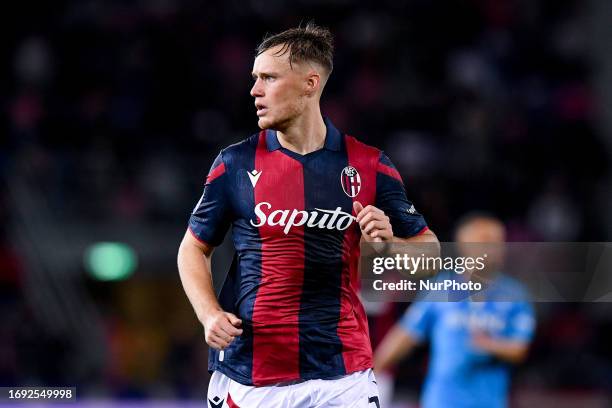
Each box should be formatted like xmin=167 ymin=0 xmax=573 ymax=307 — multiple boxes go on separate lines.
xmin=341 ymin=166 xmax=361 ymax=197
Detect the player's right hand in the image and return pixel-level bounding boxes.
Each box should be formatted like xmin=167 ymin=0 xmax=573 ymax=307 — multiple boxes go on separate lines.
xmin=203 ymin=310 xmax=243 ymax=350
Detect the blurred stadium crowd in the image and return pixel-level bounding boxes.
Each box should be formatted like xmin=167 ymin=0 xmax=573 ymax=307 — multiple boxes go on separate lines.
xmin=1 ymin=0 xmax=611 ymax=405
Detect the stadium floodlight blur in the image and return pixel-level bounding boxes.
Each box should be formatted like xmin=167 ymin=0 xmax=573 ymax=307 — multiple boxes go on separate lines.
xmin=84 ymin=242 xmax=137 ymax=281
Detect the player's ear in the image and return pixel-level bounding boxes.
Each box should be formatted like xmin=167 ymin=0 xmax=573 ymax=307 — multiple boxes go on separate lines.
xmin=305 ymin=71 xmax=321 ymax=96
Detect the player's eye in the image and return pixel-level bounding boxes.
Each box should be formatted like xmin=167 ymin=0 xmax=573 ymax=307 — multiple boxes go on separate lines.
xmin=252 ymin=75 xmax=275 ymax=83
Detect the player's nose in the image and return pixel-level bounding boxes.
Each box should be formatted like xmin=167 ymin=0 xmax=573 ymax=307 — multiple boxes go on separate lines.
xmin=250 ymin=78 xmax=264 ymax=97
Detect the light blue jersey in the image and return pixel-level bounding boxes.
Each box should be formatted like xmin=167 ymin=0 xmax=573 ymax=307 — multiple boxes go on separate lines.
xmin=399 ymin=272 xmax=535 ymax=408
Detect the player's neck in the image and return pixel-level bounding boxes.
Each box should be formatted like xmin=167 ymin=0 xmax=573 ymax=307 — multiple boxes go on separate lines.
xmin=276 ymin=109 xmax=326 ymax=155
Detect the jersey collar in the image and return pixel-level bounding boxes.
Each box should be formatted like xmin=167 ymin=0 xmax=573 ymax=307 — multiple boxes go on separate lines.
xmin=265 ymin=117 xmax=342 ymax=152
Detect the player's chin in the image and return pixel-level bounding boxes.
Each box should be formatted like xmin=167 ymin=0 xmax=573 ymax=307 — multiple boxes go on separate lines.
xmin=256 ymin=116 xmax=276 ymax=130
xmin=256 ymin=116 xmax=268 ymax=129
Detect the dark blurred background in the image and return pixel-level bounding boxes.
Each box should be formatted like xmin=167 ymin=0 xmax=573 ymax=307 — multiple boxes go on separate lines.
xmin=1 ymin=0 xmax=611 ymax=406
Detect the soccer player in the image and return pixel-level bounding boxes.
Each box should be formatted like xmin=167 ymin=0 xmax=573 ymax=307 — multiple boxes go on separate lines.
xmin=374 ymin=215 xmax=536 ymax=408
xmin=177 ymin=24 xmax=438 ymax=407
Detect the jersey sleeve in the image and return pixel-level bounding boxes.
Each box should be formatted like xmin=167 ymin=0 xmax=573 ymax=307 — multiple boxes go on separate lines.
xmin=375 ymin=152 xmax=428 ymax=238
xmin=399 ymin=301 xmax=436 ymax=342
xmin=188 ymin=152 xmax=232 ymax=247
xmin=503 ymin=301 xmax=536 ymax=343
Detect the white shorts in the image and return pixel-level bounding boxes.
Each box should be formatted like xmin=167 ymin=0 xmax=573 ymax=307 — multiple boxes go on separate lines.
xmin=206 ymin=369 xmax=381 ymax=408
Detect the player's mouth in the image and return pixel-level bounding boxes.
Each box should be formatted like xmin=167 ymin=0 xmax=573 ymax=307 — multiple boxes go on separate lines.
xmin=255 ymin=103 xmax=268 ymax=116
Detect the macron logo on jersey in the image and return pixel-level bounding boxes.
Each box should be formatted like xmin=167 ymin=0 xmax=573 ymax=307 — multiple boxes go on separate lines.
xmin=247 ymin=169 xmax=262 ymax=187
xmin=250 ymin=202 xmax=355 ymax=234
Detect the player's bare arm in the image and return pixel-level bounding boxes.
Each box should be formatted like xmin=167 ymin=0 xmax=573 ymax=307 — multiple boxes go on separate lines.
xmin=177 ymin=231 xmax=242 ymax=350
xmin=471 ymin=332 xmax=530 ymax=364
xmin=373 ymin=325 xmax=420 ymax=372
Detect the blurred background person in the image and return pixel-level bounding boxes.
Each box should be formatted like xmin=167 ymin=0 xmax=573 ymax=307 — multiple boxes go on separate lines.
xmin=374 ymin=215 xmax=535 ymax=408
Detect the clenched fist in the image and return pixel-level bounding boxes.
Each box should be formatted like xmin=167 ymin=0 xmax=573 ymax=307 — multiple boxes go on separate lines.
xmin=353 ymin=201 xmax=393 ymax=242
xmin=203 ymin=309 xmax=243 ymax=350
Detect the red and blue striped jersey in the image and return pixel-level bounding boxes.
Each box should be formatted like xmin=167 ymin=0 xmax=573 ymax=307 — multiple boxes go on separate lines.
xmin=188 ymin=118 xmax=428 ymax=386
